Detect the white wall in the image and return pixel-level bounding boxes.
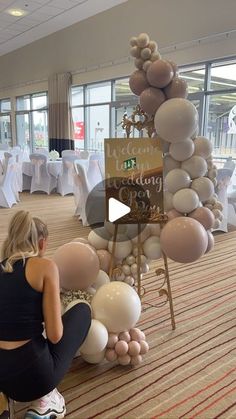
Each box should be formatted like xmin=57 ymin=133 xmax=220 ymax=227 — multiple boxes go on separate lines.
xmin=0 ymin=0 xmax=236 ymax=97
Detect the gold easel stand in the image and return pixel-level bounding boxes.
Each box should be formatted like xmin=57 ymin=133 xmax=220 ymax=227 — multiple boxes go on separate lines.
xmin=108 ymin=105 xmax=176 ymax=330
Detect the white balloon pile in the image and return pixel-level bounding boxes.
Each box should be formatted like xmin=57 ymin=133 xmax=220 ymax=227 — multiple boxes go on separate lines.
xmin=87 ymin=223 xmax=162 ymax=285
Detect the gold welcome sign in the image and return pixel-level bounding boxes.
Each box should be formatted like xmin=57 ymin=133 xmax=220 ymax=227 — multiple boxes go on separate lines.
xmin=105 ymin=138 xmax=164 ymax=223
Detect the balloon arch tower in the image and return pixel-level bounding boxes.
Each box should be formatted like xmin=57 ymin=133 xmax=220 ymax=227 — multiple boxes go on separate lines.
xmin=57 ymin=33 xmax=223 ymax=367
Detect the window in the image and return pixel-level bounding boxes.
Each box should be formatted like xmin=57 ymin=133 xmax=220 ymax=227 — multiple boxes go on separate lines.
xmin=86 ymin=105 xmax=110 ymax=151
xmin=180 ymin=66 xmax=206 ymax=93
xmin=210 ymin=61 xmax=236 ymax=91
xmin=0 ymin=98 xmax=12 ymax=146
xmin=16 ymin=92 xmax=48 ymax=151
xmin=86 ymin=82 xmax=111 ymax=104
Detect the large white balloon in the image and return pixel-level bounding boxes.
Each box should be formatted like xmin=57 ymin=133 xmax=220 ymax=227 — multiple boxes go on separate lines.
xmin=88 ymin=229 xmax=110 ymax=250
xmin=194 ymin=136 xmax=213 ymax=159
xmin=154 ymin=98 xmax=198 ymax=143
xmin=169 ymin=139 xmax=194 ymax=161
xmin=108 ymin=236 xmax=132 ymax=260
xmin=143 ymin=236 xmax=162 ymax=260
xmin=81 ymin=349 xmax=106 ymax=364
xmin=181 ymin=156 xmax=208 ymax=179
xmin=92 ymin=282 xmax=141 ymax=333
xmin=191 ymin=177 xmax=214 ymax=202
xmin=165 ymin=168 xmax=191 ymax=194
xmin=173 ymin=189 xmax=200 ymax=214
xmin=79 ymin=319 xmax=108 ymax=355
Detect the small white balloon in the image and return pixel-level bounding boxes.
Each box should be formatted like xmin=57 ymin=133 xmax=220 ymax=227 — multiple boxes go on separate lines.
xmin=169 ymin=139 xmax=194 ymax=162
xmin=88 ymin=229 xmax=109 ymax=250
xmin=140 ymin=47 xmax=152 ymax=60
xmin=148 ymin=40 xmax=158 ymax=52
xmin=135 ymin=254 xmax=147 ymax=265
xmin=181 ymin=156 xmax=208 ymax=179
xmin=137 ymin=32 xmax=150 ymax=48
xmin=173 ymin=189 xmax=200 ymax=214
xmin=141 ymin=263 xmax=150 ymax=273
xmin=122 ymin=264 xmax=131 ymax=275
xmin=165 ymin=168 xmax=191 ymax=194
xmin=194 ymin=136 xmax=213 ymax=159
xmin=93 ymin=270 xmax=110 ymax=290
xmin=131 ymin=263 xmax=138 ymax=275
xmin=108 ymin=237 xmax=132 ymax=260
xmin=191 ymin=177 xmax=214 ymax=202
xmin=129 ymin=36 xmax=137 ymax=46
xmin=143 ymin=236 xmax=162 ymax=260
xmin=143 ymin=60 xmax=152 ymax=72
xmin=124 ymin=276 xmax=135 ymax=286
xmin=135 ymin=58 xmax=145 ymax=70
xmin=126 ymin=255 xmax=136 ymax=265
xmin=130 ymin=46 xmax=141 ymax=58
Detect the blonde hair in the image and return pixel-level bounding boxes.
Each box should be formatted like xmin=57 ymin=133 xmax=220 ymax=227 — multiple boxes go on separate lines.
xmin=1 ymin=210 xmax=48 ymax=273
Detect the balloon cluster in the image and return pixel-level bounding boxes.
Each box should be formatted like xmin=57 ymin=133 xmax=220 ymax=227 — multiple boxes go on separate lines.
xmin=105 ymin=328 xmax=149 ymax=366
xmin=128 ymin=32 xmax=223 ymax=263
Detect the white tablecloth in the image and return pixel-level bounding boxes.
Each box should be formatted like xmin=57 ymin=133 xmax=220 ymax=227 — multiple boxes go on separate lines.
xmin=22 ymin=161 xmax=62 ymax=178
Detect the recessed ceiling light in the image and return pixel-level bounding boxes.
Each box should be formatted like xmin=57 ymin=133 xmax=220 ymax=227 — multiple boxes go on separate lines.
xmin=6 ymin=8 xmax=28 ymax=17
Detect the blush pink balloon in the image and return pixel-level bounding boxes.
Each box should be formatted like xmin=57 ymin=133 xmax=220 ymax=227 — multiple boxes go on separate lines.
xmin=160 ymin=217 xmax=208 ymax=263
xmin=53 ymin=242 xmax=100 ymax=290
xmin=128 ymin=341 xmax=141 ymax=356
xmin=107 ymin=333 xmax=118 ymax=349
xmin=140 ymin=340 xmax=149 ymax=355
xmin=130 ymin=355 xmax=143 ymax=366
xmin=167 ymin=209 xmax=182 ymax=221
xmin=129 ymin=70 xmax=150 ymax=96
xmin=130 ymin=328 xmax=145 ymax=342
xmin=206 ymin=231 xmax=215 ymax=253
xmin=189 ymin=207 xmax=215 ymax=230
xmin=119 ymin=331 xmax=131 ymax=342
xmin=118 ymin=354 xmax=131 ymax=366
xmin=164 ymin=77 xmax=188 ymax=99
xmin=167 ymin=60 xmax=179 ymax=76
xmin=105 ymin=349 xmax=118 ymax=362
xmin=115 ymin=340 xmax=129 ymax=356
xmin=147 ymin=59 xmax=174 ymax=88
xmin=96 ymin=249 xmax=112 ymax=274
xmin=140 ymin=87 xmax=165 ymax=116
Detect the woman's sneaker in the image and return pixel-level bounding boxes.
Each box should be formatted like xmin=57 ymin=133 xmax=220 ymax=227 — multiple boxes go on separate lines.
xmin=24 ymin=389 xmax=66 ymax=419
xmin=0 ymin=393 xmax=9 ymax=419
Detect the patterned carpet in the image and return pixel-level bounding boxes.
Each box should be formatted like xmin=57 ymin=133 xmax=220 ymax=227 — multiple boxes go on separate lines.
xmin=14 ymin=221 xmax=236 ymax=418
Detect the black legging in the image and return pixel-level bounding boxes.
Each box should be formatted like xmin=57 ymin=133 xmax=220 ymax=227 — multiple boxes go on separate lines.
xmin=0 ymin=303 xmax=91 ymax=402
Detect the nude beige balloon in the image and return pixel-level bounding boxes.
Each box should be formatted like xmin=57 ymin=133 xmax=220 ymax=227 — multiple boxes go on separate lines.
xmin=129 ymin=70 xmax=150 ymax=96
xmin=53 ymin=242 xmax=100 ymax=290
xmin=189 ymin=207 xmax=215 ymax=230
xmin=147 ymin=59 xmax=174 ymax=88
xmin=164 ymin=77 xmax=188 ymax=99
xmin=160 ymin=217 xmax=208 ymax=263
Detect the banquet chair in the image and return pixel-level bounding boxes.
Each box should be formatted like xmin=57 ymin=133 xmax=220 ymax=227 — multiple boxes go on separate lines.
xmin=29 ymin=153 xmax=57 ymax=194
xmin=74 ymin=161 xmax=90 ymax=225
xmin=57 ymin=154 xmax=78 ymax=196
xmin=215 ymin=168 xmax=233 ymax=232
xmin=4 ymin=152 xmax=21 ymax=200
xmin=0 ymin=156 xmax=17 ymax=208
xmin=35 ymin=148 xmax=49 ymax=160
xmin=87 ymin=159 xmax=103 ymax=190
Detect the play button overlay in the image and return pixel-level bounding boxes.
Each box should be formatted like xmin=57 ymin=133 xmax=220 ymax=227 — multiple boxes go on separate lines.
xmin=84 ymin=176 xmax=161 ymax=241
xmin=108 ymin=198 xmax=131 ymax=222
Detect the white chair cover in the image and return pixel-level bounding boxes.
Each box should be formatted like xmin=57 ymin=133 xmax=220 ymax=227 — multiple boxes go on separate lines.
xmin=29 ymin=153 xmax=57 ymax=194
xmin=0 ymin=156 xmax=17 ymax=208
xmin=4 ymin=152 xmax=22 ymax=199
xmin=57 ymin=155 xmax=78 ymax=196
xmin=35 ymin=148 xmax=49 ymax=160
xmin=61 ymin=150 xmax=76 ymax=157
xmin=215 ymin=168 xmax=233 ymax=232
xmin=74 ymin=161 xmax=90 ymax=224
xmin=87 ymin=159 xmax=103 ymax=190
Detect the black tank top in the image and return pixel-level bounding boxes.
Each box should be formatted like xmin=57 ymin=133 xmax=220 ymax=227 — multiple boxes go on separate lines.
xmin=0 ymin=258 xmax=43 ymax=341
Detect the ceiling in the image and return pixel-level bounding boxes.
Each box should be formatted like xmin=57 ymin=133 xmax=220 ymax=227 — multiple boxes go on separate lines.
xmin=0 ymin=0 xmax=127 ymax=56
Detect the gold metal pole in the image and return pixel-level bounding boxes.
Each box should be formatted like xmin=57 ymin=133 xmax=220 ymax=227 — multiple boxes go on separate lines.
xmin=162 ymin=251 xmax=176 ymax=330
xmin=137 ymin=223 xmax=142 ymax=298
xmin=109 ymin=223 xmax=118 ymax=279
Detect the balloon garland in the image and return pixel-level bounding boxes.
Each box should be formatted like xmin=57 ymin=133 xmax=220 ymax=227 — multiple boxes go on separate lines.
xmin=57 ymin=32 xmax=222 ymax=367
